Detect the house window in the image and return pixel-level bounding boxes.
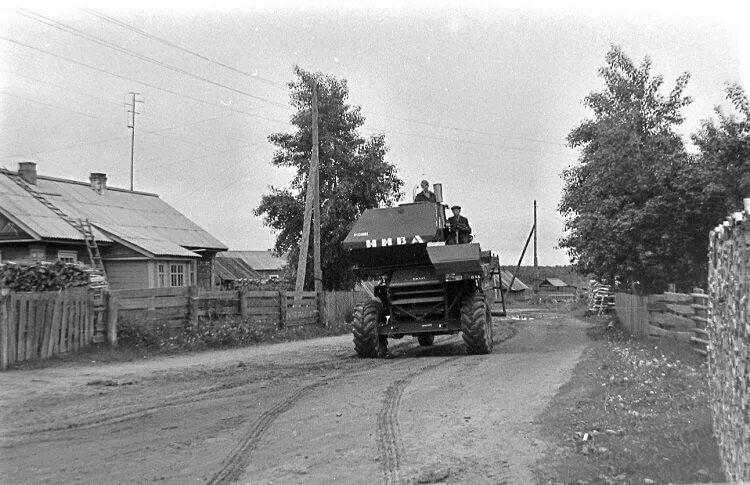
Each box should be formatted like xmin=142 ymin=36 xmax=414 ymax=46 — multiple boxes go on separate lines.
xmin=189 ymin=263 xmax=195 ymax=285
xmin=29 ymin=247 xmax=45 ymax=262
xmin=170 ymin=263 xmax=185 ymax=287
xmin=157 ymin=263 xmax=166 ymax=288
xmin=57 ymin=250 xmax=77 ymax=263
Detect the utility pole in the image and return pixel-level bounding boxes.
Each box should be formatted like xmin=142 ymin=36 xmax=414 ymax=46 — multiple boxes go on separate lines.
xmin=126 ymin=92 xmax=143 ymax=191
xmin=311 ymin=85 xmax=324 ymax=325
xmin=534 ymin=200 xmax=539 ymax=293
xmin=295 ymin=82 xmax=321 ymax=308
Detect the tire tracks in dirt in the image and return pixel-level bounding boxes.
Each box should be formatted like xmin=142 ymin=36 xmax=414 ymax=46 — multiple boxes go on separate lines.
xmin=1 ymin=359 xmax=348 ymax=442
xmin=377 ymin=357 xmax=469 ymax=484
xmin=206 ymin=380 xmax=328 ymax=485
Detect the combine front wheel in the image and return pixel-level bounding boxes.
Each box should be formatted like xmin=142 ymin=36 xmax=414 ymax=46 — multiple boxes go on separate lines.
xmin=352 ymin=299 xmax=387 ymax=358
xmin=417 ymin=333 xmax=435 ymax=346
xmin=460 ymin=293 xmax=493 ymax=355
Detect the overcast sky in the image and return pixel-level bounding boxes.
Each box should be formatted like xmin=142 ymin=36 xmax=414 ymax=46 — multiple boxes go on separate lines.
xmin=1 ymin=2 xmax=747 ymax=266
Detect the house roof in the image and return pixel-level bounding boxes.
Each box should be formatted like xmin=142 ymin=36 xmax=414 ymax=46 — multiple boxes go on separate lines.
xmin=499 ymin=270 xmax=529 ymax=292
xmin=0 ymin=169 xmax=227 ymax=258
xmin=540 ymin=278 xmax=569 ymax=287
xmin=214 ymin=256 xmax=261 ymax=281
xmin=219 ymin=250 xmax=286 ymax=271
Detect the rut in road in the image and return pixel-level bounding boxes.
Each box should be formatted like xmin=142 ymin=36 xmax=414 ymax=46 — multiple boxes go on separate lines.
xmin=377 ymin=358 xmax=462 ymax=484
xmin=206 ymin=380 xmax=328 ymax=485
xmin=2 ymin=359 xmax=346 ymax=442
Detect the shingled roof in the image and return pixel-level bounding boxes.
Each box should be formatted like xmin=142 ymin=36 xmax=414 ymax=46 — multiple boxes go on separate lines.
xmin=0 ymin=165 xmax=226 ymax=258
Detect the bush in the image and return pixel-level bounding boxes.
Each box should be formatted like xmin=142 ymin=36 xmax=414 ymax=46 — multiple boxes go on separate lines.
xmin=117 ymin=317 xmax=173 ymax=350
xmin=117 ymin=316 xmax=275 ymax=352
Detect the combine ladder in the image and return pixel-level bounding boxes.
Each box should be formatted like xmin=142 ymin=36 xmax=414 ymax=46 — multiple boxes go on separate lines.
xmin=2 ymin=169 xmax=108 ymax=289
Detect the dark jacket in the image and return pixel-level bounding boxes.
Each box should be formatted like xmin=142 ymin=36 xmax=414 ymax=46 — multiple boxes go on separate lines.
xmin=446 ymin=215 xmax=471 ymax=244
xmin=414 ymin=190 xmax=436 ymax=203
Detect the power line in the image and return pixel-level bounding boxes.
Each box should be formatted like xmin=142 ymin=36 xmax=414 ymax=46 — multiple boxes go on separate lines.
xmin=15 ymin=9 xmax=291 ymax=111
xmin=0 ymin=67 xmax=122 ymax=108
xmin=81 ymin=8 xmax=287 ymax=91
xmin=0 ymin=67 xmax=251 ymax=145
xmin=0 ymin=35 xmax=292 ymax=126
xmin=366 ymin=111 xmax=568 ymax=148
xmin=0 ymin=89 xmax=228 ymax=152
xmin=0 ymin=90 xmax=117 ymax=123
xmin=168 ymin=145 xmax=267 ymax=205
xmin=0 ymin=92 xmax=254 ymax=159
xmin=369 ymin=128 xmax=573 ymax=158
xmin=107 ymin=143 xmax=263 ymax=177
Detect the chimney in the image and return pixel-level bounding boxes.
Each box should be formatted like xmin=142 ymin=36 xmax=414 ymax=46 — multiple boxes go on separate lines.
xmin=89 ymin=173 xmax=107 ymax=194
xmin=18 ymin=161 xmax=37 ymax=185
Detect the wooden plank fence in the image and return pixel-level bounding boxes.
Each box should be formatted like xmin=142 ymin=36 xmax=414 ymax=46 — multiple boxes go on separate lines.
xmin=614 ymin=289 xmax=709 ymax=354
xmin=0 ymin=288 xmax=103 ymax=369
xmin=111 ymin=287 xmax=323 ymax=331
xmin=1 ymin=286 xmax=351 ymax=370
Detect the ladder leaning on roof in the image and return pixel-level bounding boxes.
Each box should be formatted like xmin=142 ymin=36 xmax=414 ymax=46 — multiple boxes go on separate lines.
xmin=1 ymin=169 xmax=108 ymax=289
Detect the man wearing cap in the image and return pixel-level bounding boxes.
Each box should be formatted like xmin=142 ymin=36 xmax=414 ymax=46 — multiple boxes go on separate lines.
xmin=446 ymin=205 xmax=472 ymax=244
xmin=414 ymin=180 xmax=436 ymax=203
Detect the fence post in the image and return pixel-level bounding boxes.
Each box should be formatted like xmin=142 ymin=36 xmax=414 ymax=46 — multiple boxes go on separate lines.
xmin=239 ymin=287 xmax=248 ymax=319
xmin=0 ymin=291 xmax=9 ymax=371
xmin=318 ymin=291 xmax=326 ymax=327
xmin=188 ymin=286 xmax=198 ymax=326
xmin=107 ymin=292 xmax=118 ymax=347
xmin=278 ymin=290 xmax=286 ymax=329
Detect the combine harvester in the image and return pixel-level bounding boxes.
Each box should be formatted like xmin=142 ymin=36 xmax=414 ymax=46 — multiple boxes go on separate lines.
xmin=343 ymin=183 xmax=500 ymax=357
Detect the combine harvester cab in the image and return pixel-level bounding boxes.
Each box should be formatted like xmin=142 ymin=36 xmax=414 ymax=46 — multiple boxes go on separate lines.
xmin=343 ymin=195 xmax=498 ymax=358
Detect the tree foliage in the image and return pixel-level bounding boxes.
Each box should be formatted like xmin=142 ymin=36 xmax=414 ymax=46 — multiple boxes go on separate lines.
xmin=255 ymin=66 xmax=403 ymax=290
xmin=559 ymin=46 xmax=698 ymax=292
xmin=692 ymin=83 xmax=750 ymax=214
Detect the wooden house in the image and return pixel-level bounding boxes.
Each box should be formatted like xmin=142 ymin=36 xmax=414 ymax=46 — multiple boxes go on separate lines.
xmin=213 ymin=256 xmax=260 ymax=289
xmin=538 ymin=278 xmax=572 ymax=293
xmin=538 ymin=277 xmax=577 ymax=300
xmin=498 ymin=270 xmax=529 ymax=302
xmin=0 ymin=162 xmax=227 ymax=290
xmin=217 ymin=250 xmax=286 ymax=282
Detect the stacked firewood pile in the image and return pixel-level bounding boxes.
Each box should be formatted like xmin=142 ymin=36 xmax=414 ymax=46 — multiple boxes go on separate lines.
xmin=707 ymin=200 xmax=750 ymax=482
xmin=0 ymin=261 xmax=92 ymax=292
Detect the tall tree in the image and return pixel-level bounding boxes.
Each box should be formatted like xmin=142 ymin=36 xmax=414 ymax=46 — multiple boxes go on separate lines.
xmin=692 ymin=83 xmax=750 ymax=214
xmin=559 ymin=46 xmax=696 ymax=292
xmin=255 ymin=66 xmax=403 ymax=290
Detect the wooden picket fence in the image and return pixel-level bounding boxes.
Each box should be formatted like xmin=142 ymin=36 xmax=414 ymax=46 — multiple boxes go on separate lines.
xmin=0 ymin=288 xmax=106 ymax=369
xmin=0 ymin=286 xmax=352 ymax=370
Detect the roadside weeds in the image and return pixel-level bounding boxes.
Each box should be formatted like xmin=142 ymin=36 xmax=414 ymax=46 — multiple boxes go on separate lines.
xmin=533 ymin=315 xmax=726 ymax=485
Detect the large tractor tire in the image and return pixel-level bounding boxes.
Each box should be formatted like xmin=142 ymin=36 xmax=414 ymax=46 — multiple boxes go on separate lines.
xmin=417 ymin=333 xmax=435 ymax=346
xmin=352 ymin=299 xmax=387 ymax=358
xmin=460 ymin=293 xmax=493 ymax=355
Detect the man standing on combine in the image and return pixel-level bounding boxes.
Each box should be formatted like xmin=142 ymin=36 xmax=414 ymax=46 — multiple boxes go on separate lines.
xmin=446 ymin=205 xmax=472 ymax=244
xmin=414 ymin=179 xmax=436 ymax=203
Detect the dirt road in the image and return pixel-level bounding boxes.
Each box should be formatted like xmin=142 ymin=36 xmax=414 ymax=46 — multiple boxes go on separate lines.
xmin=0 ymin=312 xmax=590 ymax=484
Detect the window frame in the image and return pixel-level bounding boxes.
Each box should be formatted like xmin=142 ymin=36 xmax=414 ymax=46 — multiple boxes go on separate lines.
xmin=170 ymin=263 xmax=185 ymax=287
xmin=57 ymin=250 xmax=78 ymax=263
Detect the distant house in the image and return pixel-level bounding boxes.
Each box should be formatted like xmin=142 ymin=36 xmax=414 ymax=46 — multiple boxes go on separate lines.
xmin=538 ymin=278 xmax=572 ymax=293
xmin=538 ymin=278 xmax=578 ymax=300
xmin=495 ymin=270 xmax=529 ymax=301
xmin=213 ymin=256 xmax=260 ymax=289
xmin=0 ymin=162 xmax=227 ymax=290
xmin=217 ymin=250 xmax=286 ymax=282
